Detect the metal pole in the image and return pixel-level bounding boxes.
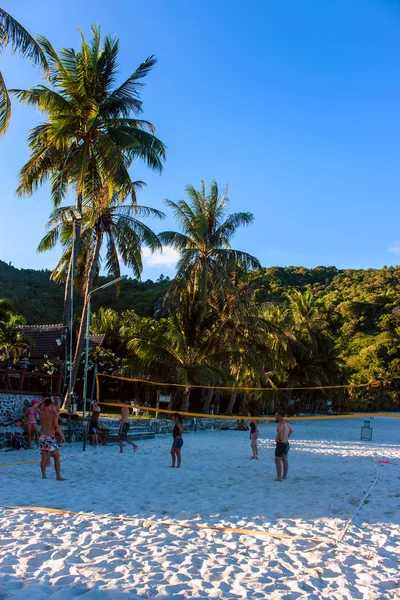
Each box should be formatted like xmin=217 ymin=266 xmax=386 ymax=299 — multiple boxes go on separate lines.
xmin=67 ymin=220 xmax=76 ymax=443
xmin=83 ymin=363 xmax=98 ymax=452
xmin=82 ymin=293 xmax=92 ymax=418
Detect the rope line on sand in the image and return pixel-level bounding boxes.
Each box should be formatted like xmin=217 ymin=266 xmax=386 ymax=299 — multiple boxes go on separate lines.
xmin=0 ymin=505 xmax=331 ymax=544
xmin=0 ymin=459 xmax=39 ymax=467
xmin=324 ymin=454 xmax=380 ymax=553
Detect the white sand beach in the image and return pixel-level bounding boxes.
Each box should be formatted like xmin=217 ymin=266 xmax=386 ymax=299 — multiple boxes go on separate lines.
xmin=0 ymin=417 xmax=399 ymax=599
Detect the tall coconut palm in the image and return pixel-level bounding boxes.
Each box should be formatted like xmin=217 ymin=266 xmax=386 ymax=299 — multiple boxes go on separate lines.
xmin=38 ymin=189 xmax=165 ymax=403
xmin=127 ymin=290 xmax=229 ymax=411
xmin=0 ymin=9 xmax=48 ymax=134
xmin=12 ymin=25 xmax=166 ymax=331
xmin=159 ymin=180 xmax=260 ymax=311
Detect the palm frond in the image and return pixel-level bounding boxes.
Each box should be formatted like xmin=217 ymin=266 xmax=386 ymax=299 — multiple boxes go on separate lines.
xmin=0 ymin=70 xmax=11 ymax=135
xmin=0 ymin=9 xmax=48 ymax=72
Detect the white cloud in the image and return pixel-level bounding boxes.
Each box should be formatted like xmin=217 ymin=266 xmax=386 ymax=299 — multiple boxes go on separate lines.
xmin=142 ymin=246 xmax=180 ymax=269
xmin=389 ymin=241 xmax=400 ymax=255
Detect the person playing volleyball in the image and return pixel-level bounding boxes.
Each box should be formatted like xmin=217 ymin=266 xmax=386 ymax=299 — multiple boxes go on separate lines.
xmin=274 ymin=409 xmax=293 ymax=481
xmin=249 ymin=412 xmax=259 ymax=459
xmin=118 ymin=400 xmax=138 ymax=453
xmin=170 ymin=413 xmax=183 ymax=468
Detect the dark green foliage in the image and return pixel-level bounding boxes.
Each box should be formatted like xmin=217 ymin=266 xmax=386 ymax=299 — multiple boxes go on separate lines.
xmin=0 ymin=260 xmax=170 ymax=323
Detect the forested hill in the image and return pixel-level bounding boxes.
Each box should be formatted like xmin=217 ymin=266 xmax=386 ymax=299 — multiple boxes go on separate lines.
xmin=1 ymin=260 xmax=400 ymax=332
xmin=256 ymin=265 xmax=400 ymax=337
xmin=0 ymin=260 xmax=170 ymax=324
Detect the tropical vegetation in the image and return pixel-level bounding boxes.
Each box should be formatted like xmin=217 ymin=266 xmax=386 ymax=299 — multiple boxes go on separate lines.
xmin=0 ymin=8 xmax=48 ymax=134
xmin=2 ymin=17 xmax=400 ymax=416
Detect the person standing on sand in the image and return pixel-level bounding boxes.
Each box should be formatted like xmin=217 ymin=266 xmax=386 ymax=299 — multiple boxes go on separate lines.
xmin=36 ymin=397 xmax=65 ymax=480
xmin=170 ymin=412 xmax=183 ymax=468
xmin=24 ymin=399 xmax=40 ymax=448
xmin=89 ymin=398 xmax=101 ymax=447
xmin=118 ymin=401 xmax=138 ymax=453
xmin=274 ymin=410 xmax=293 ymax=481
xmin=249 ymin=413 xmax=259 ymax=459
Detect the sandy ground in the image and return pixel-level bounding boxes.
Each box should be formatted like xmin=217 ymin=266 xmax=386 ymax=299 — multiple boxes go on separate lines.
xmin=0 ymin=417 xmax=399 ymax=599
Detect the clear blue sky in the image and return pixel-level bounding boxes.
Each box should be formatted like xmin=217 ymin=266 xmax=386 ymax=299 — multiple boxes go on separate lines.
xmin=1 ymin=0 xmax=400 ymax=281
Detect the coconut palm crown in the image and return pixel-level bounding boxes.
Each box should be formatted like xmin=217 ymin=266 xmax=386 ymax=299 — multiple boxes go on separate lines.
xmin=12 ymin=25 xmax=166 ymax=206
xmin=159 ymin=180 xmax=261 ymax=307
xmin=0 ymin=9 xmax=48 ymax=134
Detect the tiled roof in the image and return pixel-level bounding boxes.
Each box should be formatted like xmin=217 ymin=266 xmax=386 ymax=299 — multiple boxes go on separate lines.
xmin=20 ymin=324 xmax=64 ymax=359
xmin=18 ymin=325 xmax=105 ymax=359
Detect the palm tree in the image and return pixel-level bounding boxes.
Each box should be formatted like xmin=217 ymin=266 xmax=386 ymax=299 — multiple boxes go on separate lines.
xmin=159 ymin=180 xmax=260 ymax=311
xmin=0 ymin=298 xmax=16 ymax=321
xmin=127 ymin=290 xmax=228 ymax=411
xmin=0 ymin=9 xmax=48 ymax=134
xmin=0 ymin=314 xmax=31 ymax=367
xmin=91 ymin=307 xmax=122 ymax=351
xmin=38 ymin=189 xmax=165 ymax=402
xmin=12 ymin=25 xmax=166 ymax=330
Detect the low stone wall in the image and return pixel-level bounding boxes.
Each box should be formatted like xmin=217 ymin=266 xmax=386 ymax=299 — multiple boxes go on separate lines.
xmin=0 ymin=392 xmax=41 ymax=423
xmin=0 ymin=413 xmax=234 ymax=449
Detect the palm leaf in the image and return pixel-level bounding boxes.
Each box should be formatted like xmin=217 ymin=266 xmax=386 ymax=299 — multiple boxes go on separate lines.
xmin=0 ymin=70 xmax=11 ymax=135
xmin=0 ymin=9 xmax=48 ymax=72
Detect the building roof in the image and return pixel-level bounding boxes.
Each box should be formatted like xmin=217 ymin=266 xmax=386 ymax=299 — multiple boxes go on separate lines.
xmin=21 ymin=324 xmax=64 ymax=359
xmin=18 ymin=325 xmax=105 ymax=359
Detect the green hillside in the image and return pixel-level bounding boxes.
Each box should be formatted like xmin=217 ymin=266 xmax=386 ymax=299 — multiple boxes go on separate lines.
xmin=0 ymin=260 xmax=170 ymax=324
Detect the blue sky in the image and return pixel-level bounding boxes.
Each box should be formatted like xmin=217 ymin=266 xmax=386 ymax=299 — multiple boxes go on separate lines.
xmin=1 ymin=0 xmax=400 ymax=281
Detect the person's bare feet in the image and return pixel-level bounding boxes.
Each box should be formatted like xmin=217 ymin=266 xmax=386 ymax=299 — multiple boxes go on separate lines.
xmin=274 ymin=478 xmax=282 ymax=482
xmin=170 ymin=465 xmax=175 ymax=468
xmin=57 ymin=477 xmax=66 ymax=481
xmin=134 ymin=445 xmax=138 ymax=452
xmin=42 ymin=475 xmax=47 ymax=479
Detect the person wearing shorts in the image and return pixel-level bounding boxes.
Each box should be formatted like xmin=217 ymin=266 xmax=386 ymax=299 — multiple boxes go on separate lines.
xmin=249 ymin=412 xmax=259 ymax=459
xmin=274 ymin=410 xmax=293 ymax=482
xmin=89 ymin=399 xmax=101 ymax=447
xmin=36 ymin=397 xmax=65 ymax=480
xmin=171 ymin=413 xmax=183 ymax=468
xmin=118 ymin=401 xmax=138 ymax=453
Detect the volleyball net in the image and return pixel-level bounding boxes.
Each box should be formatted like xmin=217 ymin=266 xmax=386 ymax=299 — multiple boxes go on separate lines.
xmin=95 ymin=373 xmax=400 ymax=421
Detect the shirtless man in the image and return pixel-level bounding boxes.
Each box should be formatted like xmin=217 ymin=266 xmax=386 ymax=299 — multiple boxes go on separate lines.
xmin=37 ymin=397 xmax=65 ymax=480
xmin=274 ymin=410 xmax=293 ymax=482
xmin=119 ymin=401 xmax=138 ymax=453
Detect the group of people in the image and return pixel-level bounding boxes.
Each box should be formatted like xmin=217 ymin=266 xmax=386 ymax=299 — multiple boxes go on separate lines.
xmin=23 ymin=393 xmax=290 ymax=481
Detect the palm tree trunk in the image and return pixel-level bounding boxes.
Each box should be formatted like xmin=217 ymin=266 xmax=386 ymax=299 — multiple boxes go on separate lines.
xmin=62 ymin=258 xmax=72 ymax=330
xmin=225 ymin=390 xmax=237 ymax=415
xmin=64 ymin=229 xmax=102 ymax=406
xmin=181 ymin=387 xmax=190 ymax=412
xmin=203 ymin=387 xmax=214 ymax=413
xmin=63 ymin=192 xmax=83 ymax=329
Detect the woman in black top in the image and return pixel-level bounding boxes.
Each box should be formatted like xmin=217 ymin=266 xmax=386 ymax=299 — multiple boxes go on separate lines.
xmin=171 ymin=412 xmax=183 ymax=468
xmin=249 ymin=413 xmax=259 ymax=459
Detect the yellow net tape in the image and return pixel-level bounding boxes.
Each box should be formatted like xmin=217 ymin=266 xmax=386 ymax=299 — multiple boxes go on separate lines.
xmin=96 ymin=400 xmax=400 ymax=421
xmin=96 ymin=372 xmax=371 ymax=392
xmin=96 ymin=373 xmax=400 ymax=421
